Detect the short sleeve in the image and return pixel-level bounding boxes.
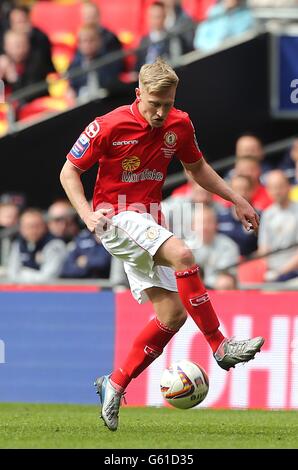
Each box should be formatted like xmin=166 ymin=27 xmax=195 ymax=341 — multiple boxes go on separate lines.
xmin=66 ymin=118 xmax=107 ymax=171
xmin=176 ymin=116 xmax=203 ymax=164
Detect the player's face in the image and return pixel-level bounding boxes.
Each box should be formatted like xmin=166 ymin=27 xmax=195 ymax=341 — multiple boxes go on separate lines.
xmin=136 ymin=86 xmax=176 ymax=128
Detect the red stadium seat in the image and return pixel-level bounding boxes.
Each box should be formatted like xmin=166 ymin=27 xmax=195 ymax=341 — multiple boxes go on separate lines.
xmin=18 ymin=96 xmax=73 ymax=122
xmin=0 ymin=104 xmax=9 ymax=137
xmin=238 ymin=259 xmax=267 ymax=284
xmin=182 ymin=0 xmax=216 ymax=22
xmin=31 ymin=2 xmax=81 ymax=39
xmin=93 ymin=0 xmax=144 ymax=46
xmin=31 ymin=2 xmax=81 ymax=73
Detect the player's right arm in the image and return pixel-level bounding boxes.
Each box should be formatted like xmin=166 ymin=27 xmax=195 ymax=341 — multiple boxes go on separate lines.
xmin=60 ymin=118 xmax=111 ymax=232
xmin=60 ymin=161 xmax=110 ymax=232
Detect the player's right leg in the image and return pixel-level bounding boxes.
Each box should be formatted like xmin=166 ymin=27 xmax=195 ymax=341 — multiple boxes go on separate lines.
xmin=95 ymin=288 xmax=186 ymax=431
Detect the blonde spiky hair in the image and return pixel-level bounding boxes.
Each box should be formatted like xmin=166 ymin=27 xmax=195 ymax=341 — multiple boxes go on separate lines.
xmin=139 ymin=57 xmax=179 ymax=94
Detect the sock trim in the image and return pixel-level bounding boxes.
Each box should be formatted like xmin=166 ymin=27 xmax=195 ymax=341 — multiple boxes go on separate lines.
xmin=175 ymin=265 xmax=199 ymax=278
xmin=155 ymin=316 xmax=179 ymax=333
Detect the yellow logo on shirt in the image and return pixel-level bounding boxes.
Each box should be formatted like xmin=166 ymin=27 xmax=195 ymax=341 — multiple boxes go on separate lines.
xmin=122 ymin=156 xmax=141 ymax=171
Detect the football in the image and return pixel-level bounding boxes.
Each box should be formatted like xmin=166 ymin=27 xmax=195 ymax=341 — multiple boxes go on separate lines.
xmin=160 ymin=359 xmax=209 ymax=409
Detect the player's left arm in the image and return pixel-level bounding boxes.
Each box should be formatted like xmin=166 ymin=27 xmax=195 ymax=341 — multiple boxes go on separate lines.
xmin=183 ymin=158 xmax=260 ymax=232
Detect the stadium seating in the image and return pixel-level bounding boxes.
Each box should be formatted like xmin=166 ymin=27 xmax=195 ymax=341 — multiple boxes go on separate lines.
xmin=238 ymin=258 xmax=267 ymax=284
xmin=31 ymin=2 xmax=81 ymax=73
xmin=17 ymin=95 xmax=73 ymax=122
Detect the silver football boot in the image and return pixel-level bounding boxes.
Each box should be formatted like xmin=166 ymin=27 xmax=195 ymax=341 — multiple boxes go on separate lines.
xmin=94 ymin=375 xmax=124 ymax=431
xmin=214 ymin=336 xmax=265 ymax=371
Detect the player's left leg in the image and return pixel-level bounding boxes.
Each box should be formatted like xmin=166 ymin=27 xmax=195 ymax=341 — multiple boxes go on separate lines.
xmin=95 ymin=288 xmax=186 ymax=431
xmin=154 ymin=236 xmax=264 ymax=370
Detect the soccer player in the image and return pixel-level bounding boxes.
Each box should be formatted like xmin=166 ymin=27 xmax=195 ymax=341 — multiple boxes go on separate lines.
xmin=60 ymin=58 xmax=264 ymax=431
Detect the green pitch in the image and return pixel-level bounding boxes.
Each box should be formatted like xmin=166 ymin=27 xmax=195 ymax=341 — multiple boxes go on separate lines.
xmin=0 ymin=403 xmax=297 ymax=449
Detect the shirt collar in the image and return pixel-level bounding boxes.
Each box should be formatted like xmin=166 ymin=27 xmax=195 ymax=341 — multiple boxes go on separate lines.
xmin=130 ymin=99 xmax=150 ymax=129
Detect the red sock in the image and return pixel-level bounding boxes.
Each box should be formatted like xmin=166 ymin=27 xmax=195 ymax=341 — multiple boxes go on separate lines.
xmin=111 ymin=317 xmax=178 ymax=390
xmin=175 ymin=265 xmax=225 ymax=353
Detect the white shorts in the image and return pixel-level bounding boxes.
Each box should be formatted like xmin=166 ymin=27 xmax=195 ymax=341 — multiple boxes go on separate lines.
xmin=98 ymin=211 xmax=178 ymax=304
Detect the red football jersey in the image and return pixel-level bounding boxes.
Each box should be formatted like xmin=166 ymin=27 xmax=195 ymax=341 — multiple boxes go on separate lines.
xmin=67 ymin=99 xmax=202 ymax=216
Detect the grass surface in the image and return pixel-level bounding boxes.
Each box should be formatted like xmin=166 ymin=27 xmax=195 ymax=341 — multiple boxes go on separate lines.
xmin=0 ymin=403 xmax=297 ymax=449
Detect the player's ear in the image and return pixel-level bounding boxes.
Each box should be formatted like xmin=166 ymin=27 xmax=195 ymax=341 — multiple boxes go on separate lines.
xmin=135 ymin=87 xmax=141 ymax=100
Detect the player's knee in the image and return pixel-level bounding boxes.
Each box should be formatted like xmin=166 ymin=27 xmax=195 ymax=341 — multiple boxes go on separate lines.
xmin=173 ymin=246 xmax=195 ymax=270
xmin=167 ymin=308 xmax=187 ymax=330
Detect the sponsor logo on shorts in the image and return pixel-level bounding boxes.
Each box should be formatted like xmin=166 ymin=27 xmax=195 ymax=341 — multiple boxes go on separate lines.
xmin=145 ymin=226 xmax=159 ymax=240
xmin=122 ymin=156 xmax=141 ymax=171
xmin=70 ymin=133 xmax=90 ymax=159
xmin=121 ymin=168 xmax=164 ymax=183
xmin=113 ymin=139 xmax=138 ymax=146
xmin=164 ymin=131 xmax=177 ymax=147
xmin=85 ymin=120 xmax=100 ymax=138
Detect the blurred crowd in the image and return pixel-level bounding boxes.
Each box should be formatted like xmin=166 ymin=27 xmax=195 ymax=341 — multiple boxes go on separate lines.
xmin=1 ymin=135 xmax=298 ymax=288
xmin=1 ymin=0 xmax=297 ymax=128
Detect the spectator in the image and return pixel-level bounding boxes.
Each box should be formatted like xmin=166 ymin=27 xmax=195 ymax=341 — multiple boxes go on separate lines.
xmin=7 ymin=5 xmax=55 ymax=74
xmin=47 ymin=199 xmax=80 ymax=244
xmin=163 ymin=0 xmax=195 ymax=52
xmin=137 ymin=1 xmax=190 ymax=70
xmin=0 ymin=201 xmax=19 ymax=228
xmin=234 ymin=156 xmax=273 ymax=211
xmin=0 ymin=201 xmax=19 ymax=266
xmin=7 ymin=208 xmax=66 ymax=283
xmin=213 ymin=270 xmax=238 ymax=290
xmin=61 ymin=229 xmax=111 ymax=279
xmin=67 ymin=25 xmax=122 ymax=99
xmin=80 ymin=1 xmax=123 ymax=55
xmin=235 ymin=133 xmax=273 ymax=175
xmin=0 ymin=191 xmax=26 ymax=210
xmin=225 ymin=133 xmax=273 ymax=182
xmin=258 ymin=170 xmax=298 ymax=282
xmin=0 ymin=30 xmax=52 ymax=105
xmin=186 ymin=205 xmax=240 ymax=288
xmin=217 ymin=175 xmax=258 ymax=256
xmin=194 ymin=0 xmax=256 ymax=52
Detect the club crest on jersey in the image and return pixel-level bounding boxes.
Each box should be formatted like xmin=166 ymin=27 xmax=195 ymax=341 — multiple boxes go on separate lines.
xmin=122 ymin=156 xmax=141 ymax=171
xmin=146 ymin=226 xmax=159 ymax=240
xmin=85 ymin=120 xmax=100 ymax=138
xmin=70 ymin=133 xmax=90 ymax=159
xmin=164 ymin=131 xmax=177 ymax=147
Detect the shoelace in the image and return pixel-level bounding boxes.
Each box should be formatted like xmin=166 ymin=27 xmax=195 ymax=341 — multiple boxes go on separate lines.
xmin=226 ymin=338 xmax=250 ymax=356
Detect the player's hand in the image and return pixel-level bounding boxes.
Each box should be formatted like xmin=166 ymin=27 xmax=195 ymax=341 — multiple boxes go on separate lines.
xmin=234 ymin=197 xmax=260 ymax=234
xmin=83 ymin=209 xmax=112 ymax=233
